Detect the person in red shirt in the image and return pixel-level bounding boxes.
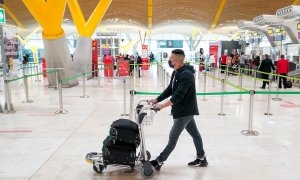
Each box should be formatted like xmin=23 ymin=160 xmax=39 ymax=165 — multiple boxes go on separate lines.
xmin=220 ymin=53 xmax=227 ymax=73
xmin=276 ymin=55 xmax=289 ymax=88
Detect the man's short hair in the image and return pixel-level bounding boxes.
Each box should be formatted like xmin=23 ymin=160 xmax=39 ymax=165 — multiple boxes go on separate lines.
xmin=281 ymin=55 xmax=284 ymax=58
xmin=172 ymin=49 xmax=185 ymax=57
xmin=265 ymin=54 xmax=269 ymax=58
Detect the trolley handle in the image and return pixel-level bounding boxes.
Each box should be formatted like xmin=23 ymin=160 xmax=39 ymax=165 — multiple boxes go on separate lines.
xmin=150 ymin=107 xmax=160 ymax=112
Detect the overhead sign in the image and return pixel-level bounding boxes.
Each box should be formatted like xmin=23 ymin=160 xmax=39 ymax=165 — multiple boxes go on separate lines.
xmin=157 ymin=40 xmax=183 ymax=48
xmin=0 ymin=8 xmax=5 ymax=24
xmin=268 ymin=29 xmax=273 ymax=34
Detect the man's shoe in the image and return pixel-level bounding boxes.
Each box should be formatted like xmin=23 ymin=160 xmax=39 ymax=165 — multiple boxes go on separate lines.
xmin=188 ymin=156 xmax=208 ymax=167
xmin=150 ymin=159 xmax=163 ymax=171
xmin=260 ymin=87 xmax=265 ymax=89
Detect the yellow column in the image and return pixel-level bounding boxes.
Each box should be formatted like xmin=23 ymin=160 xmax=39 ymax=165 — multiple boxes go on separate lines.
xmin=293 ymin=0 xmax=300 ymax=5
xmin=210 ymin=0 xmax=227 ymax=31
xmin=67 ymin=0 xmax=112 ymax=37
xmin=148 ymin=0 xmax=153 ymax=37
xmin=22 ymin=0 xmax=67 ymax=39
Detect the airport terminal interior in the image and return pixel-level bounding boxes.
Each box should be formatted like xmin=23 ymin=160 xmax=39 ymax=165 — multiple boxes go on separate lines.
xmin=1 ymin=0 xmax=300 ymax=179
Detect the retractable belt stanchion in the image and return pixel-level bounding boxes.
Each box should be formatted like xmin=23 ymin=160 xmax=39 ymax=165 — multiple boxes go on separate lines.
xmin=97 ymin=68 xmax=102 ymax=88
xmin=81 ymin=72 xmax=89 ymax=98
xmin=218 ymin=79 xmax=226 ymax=116
xmin=0 ymin=102 xmax=3 ymax=113
xmin=129 ymin=90 xmax=136 ymax=120
xmin=55 ymin=80 xmax=68 ymax=114
xmin=22 ymin=74 xmax=33 ymax=103
xmin=166 ymin=72 xmax=169 ymax=86
xmin=241 ymin=90 xmax=259 ymax=136
xmin=157 ymin=62 xmax=159 ymax=78
xmin=21 ymin=67 xmax=33 ymax=103
xmin=253 ymin=71 xmax=257 ymax=90
xmin=121 ymin=77 xmax=129 ymax=116
xmin=272 ymin=73 xmax=282 ymax=101
xmin=162 ymin=68 xmax=166 ymax=89
xmin=212 ymin=67 xmax=216 ymax=87
xmin=52 ymin=68 xmax=64 ymax=90
xmin=202 ymin=71 xmax=207 ymax=101
xmin=4 ymin=79 xmax=15 ymax=114
xmin=238 ymin=67 xmax=243 ymax=101
xmin=108 ymin=65 xmax=112 ymax=82
xmin=35 ymin=65 xmax=41 ymax=82
xmin=224 ymin=65 xmax=228 ymax=91
xmin=264 ymin=78 xmax=273 ymax=116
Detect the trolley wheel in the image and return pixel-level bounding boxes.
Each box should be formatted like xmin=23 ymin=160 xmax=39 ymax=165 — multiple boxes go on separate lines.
xmin=93 ymin=164 xmax=104 ymax=174
xmin=138 ymin=150 xmax=151 ymax=161
xmin=141 ymin=161 xmax=154 ymax=179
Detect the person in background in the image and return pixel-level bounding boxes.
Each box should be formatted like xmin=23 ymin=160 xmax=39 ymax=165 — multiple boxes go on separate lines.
xmin=209 ymin=53 xmax=215 ymax=71
xmin=150 ymin=52 xmax=154 ymax=63
xmin=135 ymin=52 xmax=142 ymax=78
xmin=276 ymin=55 xmax=289 ymax=89
xmin=239 ymin=52 xmax=248 ymax=74
xmin=252 ymin=56 xmax=260 ymax=76
xmin=259 ymin=54 xmax=275 ymax=89
xmin=220 ymin=53 xmax=227 ymax=73
xmin=148 ymin=49 xmax=207 ymax=172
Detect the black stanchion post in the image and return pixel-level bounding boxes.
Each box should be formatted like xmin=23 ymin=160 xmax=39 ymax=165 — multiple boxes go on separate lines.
xmin=241 ymin=90 xmax=259 ymax=136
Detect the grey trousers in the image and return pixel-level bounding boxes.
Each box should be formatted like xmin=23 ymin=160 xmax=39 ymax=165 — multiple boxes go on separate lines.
xmin=157 ymin=115 xmax=205 ymax=162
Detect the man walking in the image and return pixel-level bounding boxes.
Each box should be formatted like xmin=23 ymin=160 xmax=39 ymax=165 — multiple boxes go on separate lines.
xmin=148 ymin=49 xmax=207 ymax=171
xmin=259 ymin=54 xmax=275 ymax=89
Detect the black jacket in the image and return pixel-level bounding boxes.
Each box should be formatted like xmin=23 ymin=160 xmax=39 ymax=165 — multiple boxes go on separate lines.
xmin=259 ymin=58 xmax=275 ymax=73
xmin=156 ymin=65 xmax=199 ymax=119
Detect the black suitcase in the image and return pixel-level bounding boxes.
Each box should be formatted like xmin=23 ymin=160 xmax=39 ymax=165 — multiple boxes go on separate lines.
xmin=102 ymin=146 xmax=136 ymax=167
xmin=286 ymin=81 xmax=292 ymax=88
xmin=110 ymin=119 xmax=140 ymax=147
xmin=102 ymin=136 xmax=136 ymax=151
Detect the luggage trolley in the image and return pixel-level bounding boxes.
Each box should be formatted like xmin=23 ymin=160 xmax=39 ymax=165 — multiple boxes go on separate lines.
xmin=85 ymin=100 xmax=159 ymax=178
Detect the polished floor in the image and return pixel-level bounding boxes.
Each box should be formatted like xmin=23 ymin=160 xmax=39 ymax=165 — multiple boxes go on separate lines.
xmin=0 ymin=65 xmax=300 ymax=180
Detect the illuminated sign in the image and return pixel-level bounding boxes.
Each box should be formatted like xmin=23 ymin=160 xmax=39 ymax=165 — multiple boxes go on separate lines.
xmin=268 ymin=29 xmax=273 ymax=34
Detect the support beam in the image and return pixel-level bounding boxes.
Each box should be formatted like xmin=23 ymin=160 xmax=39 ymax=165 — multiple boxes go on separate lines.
xmin=22 ymin=0 xmax=66 ymax=39
xmin=210 ymin=0 xmax=227 ymax=31
xmin=67 ymin=0 xmax=112 ymax=37
xmin=293 ymin=0 xmax=300 ymax=5
xmin=148 ymin=0 xmax=153 ymax=36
